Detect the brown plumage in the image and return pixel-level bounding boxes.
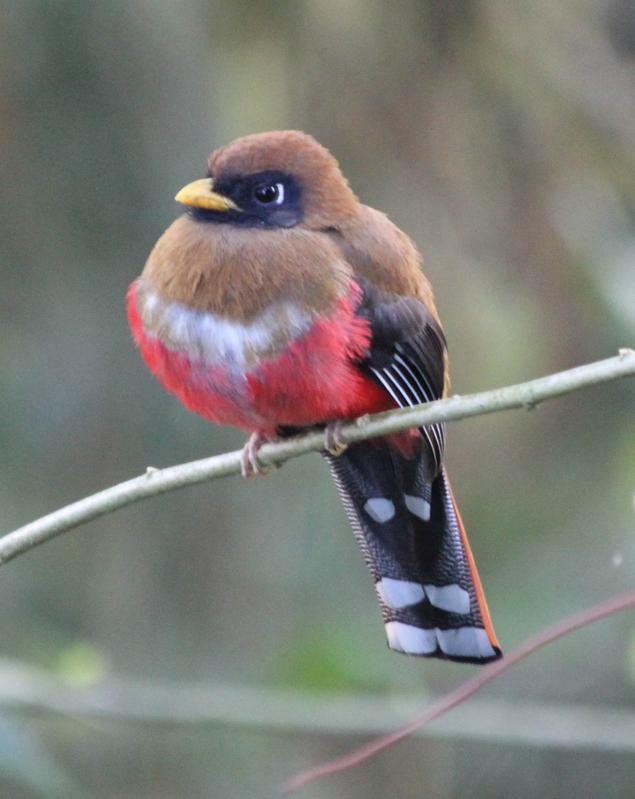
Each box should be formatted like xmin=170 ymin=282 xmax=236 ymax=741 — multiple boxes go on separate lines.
xmin=142 ymin=131 xmax=437 ymax=324
xmin=209 ymin=130 xmax=359 ymax=229
xmin=128 ymin=130 xmax=500 ymax=662
xmin=141 ymin=221 xmax=351 ymax=320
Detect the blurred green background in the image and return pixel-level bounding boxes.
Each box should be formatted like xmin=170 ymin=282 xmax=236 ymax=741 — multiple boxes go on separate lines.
xmin=2 ymin=1 xmax=635 ymax=797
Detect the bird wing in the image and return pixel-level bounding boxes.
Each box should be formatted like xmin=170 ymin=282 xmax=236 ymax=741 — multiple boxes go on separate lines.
xmin=327 ymin=281 xmax=500 ymax=662
xmin=356 ymin=281 xmax=447 ymax=474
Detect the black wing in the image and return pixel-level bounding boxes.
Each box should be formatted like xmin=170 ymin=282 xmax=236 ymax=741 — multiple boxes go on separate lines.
xmin=356 ymin=282 xmax=447 ymax=474
xmin=327 ymin=282 xmax=500 ymax=662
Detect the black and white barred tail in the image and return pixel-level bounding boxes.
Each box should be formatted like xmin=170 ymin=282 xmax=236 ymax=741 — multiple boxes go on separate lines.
xmin=325 ymin=441 xmax=501 ymax=663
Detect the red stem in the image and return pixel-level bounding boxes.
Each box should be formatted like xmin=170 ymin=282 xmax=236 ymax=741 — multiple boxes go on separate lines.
xmin=283 ymin=589 xmax=635 ymax=793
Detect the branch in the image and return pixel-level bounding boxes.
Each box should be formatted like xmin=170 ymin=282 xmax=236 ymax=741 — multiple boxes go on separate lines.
xmin=282 ymin=588 xmax=635 ymax=793
xmin=1 ymin=349 xmax=633 ymax=565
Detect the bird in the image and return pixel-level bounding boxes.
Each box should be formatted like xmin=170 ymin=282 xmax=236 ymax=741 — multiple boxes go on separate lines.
xmin=127 ymin=130 xmax=501 ymax=663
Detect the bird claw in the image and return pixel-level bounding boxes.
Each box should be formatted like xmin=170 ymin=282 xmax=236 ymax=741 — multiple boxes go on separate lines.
xmin=323 ymin=420 xmax=348 ymax=456
xmin=240 ymin=432 xmax=278 ymax=478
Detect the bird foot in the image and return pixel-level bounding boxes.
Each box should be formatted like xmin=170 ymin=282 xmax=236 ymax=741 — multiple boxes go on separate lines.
xmin=323 ymin=420 xmax=348 ymax=456
xmin=240 ymin=432 xmax=278 ymax=478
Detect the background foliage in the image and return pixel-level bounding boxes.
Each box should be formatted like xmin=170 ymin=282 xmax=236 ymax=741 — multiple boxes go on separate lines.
xmin=1 ymin=1 xmax=635 ymax=797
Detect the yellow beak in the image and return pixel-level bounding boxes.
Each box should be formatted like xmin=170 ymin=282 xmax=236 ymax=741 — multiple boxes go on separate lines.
xmin=174 ymin=178 xmax=240 ymax=212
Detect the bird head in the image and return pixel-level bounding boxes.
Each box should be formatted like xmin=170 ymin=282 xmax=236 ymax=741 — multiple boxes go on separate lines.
xmin=175 ymin=130 xmax=359 ymax=231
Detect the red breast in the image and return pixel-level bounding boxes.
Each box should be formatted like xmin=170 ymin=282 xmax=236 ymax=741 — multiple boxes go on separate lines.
xmin=127 ymin=278 xmax=391 ymax=434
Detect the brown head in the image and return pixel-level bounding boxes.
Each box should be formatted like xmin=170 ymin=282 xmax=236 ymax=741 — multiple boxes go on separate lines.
xmin=175 ymin=130 xmax=359 ymax=231
xmin=142 ymin=130 xmax=432 ymax=322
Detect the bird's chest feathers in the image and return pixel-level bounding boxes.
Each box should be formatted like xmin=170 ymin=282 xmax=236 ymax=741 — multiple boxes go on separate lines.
xmin=128 ymin=280 xmax=383 ymax=432
xmin=136 ymin=279 xmax=311 ymax=371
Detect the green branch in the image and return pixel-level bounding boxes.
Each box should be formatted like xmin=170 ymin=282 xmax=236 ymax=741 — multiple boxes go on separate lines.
xmin=1 ymin=349 xmax=633 ymax=565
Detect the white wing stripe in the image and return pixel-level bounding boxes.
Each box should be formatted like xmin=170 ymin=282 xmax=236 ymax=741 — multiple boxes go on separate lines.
xmin=386 ymin=367 xmax=444 ymax=461
xmin=393 ymin=347 xmax=446 ymax=460
xmin=393 ymin=354 xmax=431 ymax=404
xmin=373 ymin=367 xmax=411 ymax=407
xmin=369 ymin=367 xmax=400 ymax=404
xmin=402 ymin=341 xmax=438 ymax=399
xmin=389 ymin=364 xmax=424 ymax=405
xmin=372 ymin=366 xmax=441 ymax=467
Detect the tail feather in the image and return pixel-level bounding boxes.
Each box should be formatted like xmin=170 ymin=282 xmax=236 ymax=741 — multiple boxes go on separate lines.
xmin=325 ymin=441 xmax=501 ymax=663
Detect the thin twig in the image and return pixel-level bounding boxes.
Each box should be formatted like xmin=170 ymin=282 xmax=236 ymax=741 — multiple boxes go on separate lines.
xmin=282 ymin=588 xmax=635 ymax=793
xmin=0 ymin=349 xmax=633 ymax=565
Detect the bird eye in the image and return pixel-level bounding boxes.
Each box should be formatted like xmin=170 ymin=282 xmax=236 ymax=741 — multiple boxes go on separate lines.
xmin=253 ymin=182 xmax=284 ymax=205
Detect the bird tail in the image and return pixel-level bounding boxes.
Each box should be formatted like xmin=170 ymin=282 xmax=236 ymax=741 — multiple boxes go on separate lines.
xmin=325 ymin=441 xmax=501 ymax=663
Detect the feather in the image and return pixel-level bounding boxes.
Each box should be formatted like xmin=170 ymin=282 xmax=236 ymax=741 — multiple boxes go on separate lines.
xmin=325 ymin=443 xmax=501 ymax=663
